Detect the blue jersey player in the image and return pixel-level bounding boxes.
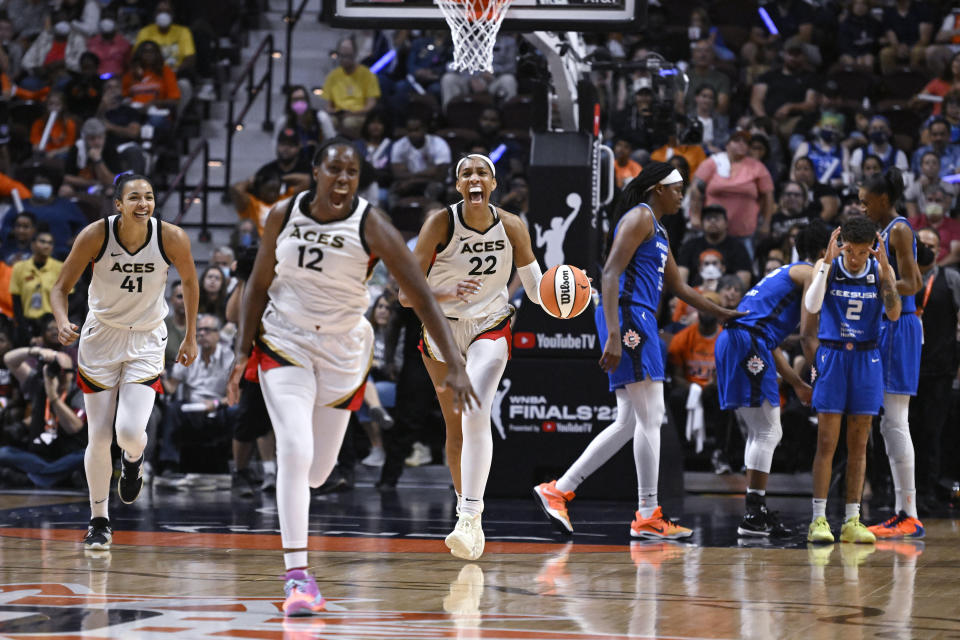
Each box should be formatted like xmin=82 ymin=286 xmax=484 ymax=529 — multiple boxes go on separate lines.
xmin=716 ymin=222 xmax=830 ymax=538
xmin=861 ymin=169 xmax=925 ymax=539
xmin=532 ymin=162 xmax=742 ymax=540
xmin=803 ymin=218 xmax=901 ymax=544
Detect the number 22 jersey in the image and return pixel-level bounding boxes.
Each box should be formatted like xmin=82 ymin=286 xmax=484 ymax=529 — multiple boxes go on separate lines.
xmin=265 ymin=191 xmax=375 ymax=334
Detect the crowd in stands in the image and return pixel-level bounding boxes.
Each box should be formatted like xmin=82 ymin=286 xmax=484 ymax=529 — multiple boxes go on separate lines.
xmin=0 ymin=0 xmax=251 ymax=491
xmin=0 ymin=1 xmax=958 ymax=511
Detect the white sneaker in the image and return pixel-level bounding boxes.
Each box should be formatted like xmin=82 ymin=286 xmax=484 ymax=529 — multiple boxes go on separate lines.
xmin=445 ymin=513 xmax=485 ymax=560
xmin=405 ymin=442 xmax=433 ymax=467
xmin=361 ymin=447 xmax=386 ymax=467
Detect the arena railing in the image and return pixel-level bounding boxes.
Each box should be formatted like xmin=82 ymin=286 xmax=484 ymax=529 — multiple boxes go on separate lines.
xmin=282 ymin=0 xmax=312 ymax=93
xmin=158 ymin=140 xmax=220 ymax=243
xmin=223 ymin=33 xmax=276 ymax=201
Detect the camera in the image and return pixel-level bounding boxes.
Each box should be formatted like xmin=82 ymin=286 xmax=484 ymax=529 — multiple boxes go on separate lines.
xmin=43 ymin=357 xmax=61 ymax=377
xmin=234 ymin=244 xmax=259 ymax=281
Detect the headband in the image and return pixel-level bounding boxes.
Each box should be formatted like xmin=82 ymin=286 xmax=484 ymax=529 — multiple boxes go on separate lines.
xmin=456 ymin=154 xmax=495 ymax=178
xmin=645 ymin=168 xmax=683 ymax=192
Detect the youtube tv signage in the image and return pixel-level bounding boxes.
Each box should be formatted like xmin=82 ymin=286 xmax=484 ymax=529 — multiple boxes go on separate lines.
xmin=511 ymin=300 xmax=602 ymax=359
xmin=486 ymin=359 xmax=684 ymax=500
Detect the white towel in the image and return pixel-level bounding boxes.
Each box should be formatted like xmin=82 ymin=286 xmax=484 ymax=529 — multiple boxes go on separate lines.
xmin=713 ymin=152 xmax=731 ymax=178
xmin=685 ymin=383 xmax=705 ymax=454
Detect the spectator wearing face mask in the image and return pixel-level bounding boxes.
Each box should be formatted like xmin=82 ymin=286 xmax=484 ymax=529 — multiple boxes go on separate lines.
xmin=134 ymin=1 xmax=195 ymax=78
xmin=22 ymin=12 xmax=87 ymax=77
xmin=672 ymin=249 xmax=726 ymax=326
xmin=276 ymin=85 xmax=336 ymax=161
xmin=0 ymin=176 xmax=87 ymax=260
xmin=792 ymin=115 xmax=848 ymax=189
xmin=905 ymin=152 xmax=958 ymax=220
xmin=87 ymin=17 xmax=131 ymax=78
xmin=848 ymin=116 xmax=910 ymax=183
xmin=908 ymin=186 xmax=960 ymax=267
xmin=677 ymin=205 xmax=753 ymax=289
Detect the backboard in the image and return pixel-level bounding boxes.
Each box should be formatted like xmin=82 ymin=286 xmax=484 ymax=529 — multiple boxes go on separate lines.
xmin=322 ymin=0 xmax=645 ymax=32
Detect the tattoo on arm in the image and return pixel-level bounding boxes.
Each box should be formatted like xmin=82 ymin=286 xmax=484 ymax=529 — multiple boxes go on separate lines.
xmin=881 ymin=279 xmax=898 ymax=313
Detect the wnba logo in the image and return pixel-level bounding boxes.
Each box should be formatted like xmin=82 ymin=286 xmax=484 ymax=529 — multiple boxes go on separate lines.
xmin=559 ymin=269 xmax=572 ymax=305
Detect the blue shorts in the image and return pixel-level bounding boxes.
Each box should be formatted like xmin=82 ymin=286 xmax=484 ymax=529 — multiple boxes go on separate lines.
xmin=879 ymin=314 xmax=922 ymax=396
xmin=595 ymin=302 xmax=664 ymax=392
xmin=811 ymin=345 xmax=884 ymax=415
xmin=715 ymin=328 xmax=778 ymax=410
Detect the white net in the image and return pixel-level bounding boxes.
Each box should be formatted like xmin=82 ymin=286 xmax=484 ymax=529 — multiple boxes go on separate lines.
xmin=436 ymin=0 xmax=514 ymax=74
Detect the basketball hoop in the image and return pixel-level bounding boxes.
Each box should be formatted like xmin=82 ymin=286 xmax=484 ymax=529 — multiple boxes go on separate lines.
xmin=436 ymin=0 xmax=513 ymax=74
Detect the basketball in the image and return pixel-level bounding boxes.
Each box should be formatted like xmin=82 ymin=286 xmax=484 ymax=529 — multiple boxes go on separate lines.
xmin=539 ymin=265 xmax=591 ymax=319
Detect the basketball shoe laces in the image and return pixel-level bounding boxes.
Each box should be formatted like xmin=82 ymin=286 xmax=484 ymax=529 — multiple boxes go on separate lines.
xmin=878 ymin=512 xmax=906 ymax=529
xmin=284 ymin=576 xmax=322 ymax=607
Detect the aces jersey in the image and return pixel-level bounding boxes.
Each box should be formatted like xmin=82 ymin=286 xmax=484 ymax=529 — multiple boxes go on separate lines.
xmin=87 ymin=215 xmax=170 ymax=331
xmin=427 ymin=201 xmax=512 ymax=319
xmin=265 ymin=191 xmax=374 ymax=334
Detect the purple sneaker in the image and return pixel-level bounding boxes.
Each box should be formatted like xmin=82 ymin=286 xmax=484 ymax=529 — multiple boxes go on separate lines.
xmin=283 ymin=569 xmax=326 ymax=616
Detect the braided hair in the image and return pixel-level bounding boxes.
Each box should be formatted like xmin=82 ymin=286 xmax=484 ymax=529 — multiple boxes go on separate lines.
xmin=606 ymin=161 xmax=676 ymax=254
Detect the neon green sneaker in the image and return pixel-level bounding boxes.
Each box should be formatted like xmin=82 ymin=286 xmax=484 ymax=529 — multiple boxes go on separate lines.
xmin=840 ymin=515 xmax=876 ymax=544
xmin=807 ymin=516 xmax=835 ymax=543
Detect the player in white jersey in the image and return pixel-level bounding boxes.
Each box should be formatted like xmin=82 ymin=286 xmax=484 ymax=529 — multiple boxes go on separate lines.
xmin=403 ymin=153 xmax=544 ymax=561
xmin=226 ymin=138 xmax=476 ymax=617
xmin=49 ymin=174 xmax=199 ymax=551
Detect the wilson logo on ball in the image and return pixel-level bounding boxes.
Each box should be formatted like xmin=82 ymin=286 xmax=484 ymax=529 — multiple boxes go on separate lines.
xmin=539 ymin=265 xmax=590 ymax=319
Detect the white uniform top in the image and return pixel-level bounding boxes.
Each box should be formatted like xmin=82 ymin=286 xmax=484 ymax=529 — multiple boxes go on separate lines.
xmin=428 ymin=201 xmax=512 ymax=319
xmin=87 ymin=215 xmax=170 ymax=331
xmin=265 ymin=191 xmax=374 ymax=334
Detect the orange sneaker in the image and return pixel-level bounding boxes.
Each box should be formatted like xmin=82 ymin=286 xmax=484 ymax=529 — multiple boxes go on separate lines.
xmin=867 ymin=511 xmax=925 ymax=539
xmin=532 ymin=481 xmax=575 ymax=534
xmin=630 ymin=507 xmax=693 ymax=540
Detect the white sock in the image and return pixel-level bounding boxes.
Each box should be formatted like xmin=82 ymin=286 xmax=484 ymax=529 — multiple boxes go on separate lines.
xmin=747 ymin=488 xmax=765 ymax=496
xmin=555 ymin=477 xmax=576 ymax=494
xmin=638 ymin=492 xmax=658 ymax=519
xmin=455 ymin=491 xmax=462 ymax=514
xmin=461 ymin=496 xmax=483 ymax=517
xmin=812 ymin=498 xmax=827 ymax=519
xmin=901 ymin=489 xmax=917 ymax=519
xmin=262 ymin=460 xmax=276 ymax=475
xmin=845 ymin=503 xmax=860 ymax=521
xmin=284 ymin=550 xmax=308 ymax=571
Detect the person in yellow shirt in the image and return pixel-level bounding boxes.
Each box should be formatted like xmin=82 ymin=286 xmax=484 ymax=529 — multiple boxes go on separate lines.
xmin=9 ymin=231 xmax=63 ymax=344
xmin=134 ymin=0 xmax=195 ymax=108
xmin=134 ymin=1 xmax=195 ymax=74
xmin=322 ymin=38 xmax=381 ymax=138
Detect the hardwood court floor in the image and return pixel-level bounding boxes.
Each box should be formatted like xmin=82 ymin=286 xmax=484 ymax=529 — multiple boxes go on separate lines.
xmin=0 ymin=487 xmax=958 ymax=639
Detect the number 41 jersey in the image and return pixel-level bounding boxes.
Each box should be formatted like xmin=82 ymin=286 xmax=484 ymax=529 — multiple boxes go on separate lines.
xmin=266 ymin=191 xmax=374 ymax=334
xmin=88 ymin=215 xmax=170 ymax=331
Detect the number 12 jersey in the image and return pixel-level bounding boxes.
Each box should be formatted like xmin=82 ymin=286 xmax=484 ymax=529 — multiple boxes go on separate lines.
xmin=266 ymin=191 xmax=375 ymax=334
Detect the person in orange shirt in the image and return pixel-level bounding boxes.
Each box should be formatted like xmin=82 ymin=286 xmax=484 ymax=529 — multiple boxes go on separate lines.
xmin=122 ymin=40 xmax=180 ymax=139
xmin=612 ymin=137 xmax=642 ymax=189
xmin=30 ymin=91 xmax=76 ymax=156
xmin=667 ymin=290 xmax=729 ymax=471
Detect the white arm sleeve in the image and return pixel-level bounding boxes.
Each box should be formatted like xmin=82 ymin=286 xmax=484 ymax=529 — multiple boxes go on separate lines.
xmin=804 ymin=261 xmax=830 ymax=313
xmin=517 ymin=261 xmax=543 ymax=304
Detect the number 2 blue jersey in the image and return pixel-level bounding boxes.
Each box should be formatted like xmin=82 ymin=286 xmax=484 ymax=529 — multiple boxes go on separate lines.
xmin=617 ymin=204 xmax=670 ymax=313
xmin=818 ymin=256 xmax=883 ymax=343
xmin=881 ymin=216 xmax=917 ymax=314
xmin=734 ymin=262 xmax=808 ymax=349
